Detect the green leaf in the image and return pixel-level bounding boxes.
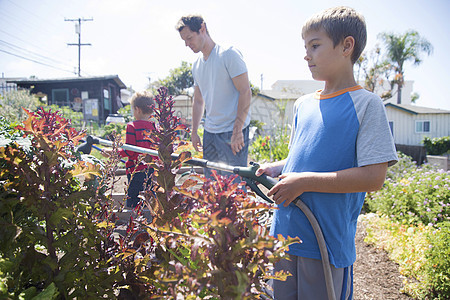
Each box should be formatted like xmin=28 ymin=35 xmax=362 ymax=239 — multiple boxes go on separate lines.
xmin=31 ymin=282 xmax=59 ymax=300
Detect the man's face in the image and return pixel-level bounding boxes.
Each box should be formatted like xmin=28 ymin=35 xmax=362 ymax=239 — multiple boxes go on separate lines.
xmin=180 ymin=26 xmax=204 ymax=54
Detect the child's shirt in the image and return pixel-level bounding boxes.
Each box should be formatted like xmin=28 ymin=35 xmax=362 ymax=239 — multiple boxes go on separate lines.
xmin=119 ymin=119 xmax=156 ymax=175
xmin=270 ymin=86 xmax=398 ymax=268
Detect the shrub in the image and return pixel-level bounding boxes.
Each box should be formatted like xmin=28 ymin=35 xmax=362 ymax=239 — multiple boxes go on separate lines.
xmin=426 ymin=221 xmax=450 ymax=298
xmin=363 ymin=214 xmax=450 ymax=299
xmin=0 ymin=108 xmax=121 ymax=299
xmin=249 ymin=130 xmax=290 ymax=163
xmin=423 ymin=136 xmax=450 ymax=156
xmin=103 ymin=122 xmax=126 ymax=139
xmin=0 ymin=90 xmax=41 ymax=123
xmin=366 ymin=160 xmax=450 ymax=227
xmin=0 ymin=89 xmax=297 ymax=299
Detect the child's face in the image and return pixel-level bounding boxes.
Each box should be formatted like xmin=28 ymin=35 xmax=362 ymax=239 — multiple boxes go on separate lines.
xmin=303 ymin=28 xmax=346 ymax=82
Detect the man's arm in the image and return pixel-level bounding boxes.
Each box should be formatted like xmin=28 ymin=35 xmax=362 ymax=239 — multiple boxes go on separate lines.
xmin=191 ymin=85 xmax=205 ymax=152
xmin=268 ymin=162 xmax=389 ymax=207
xmin=230 ymin=72 xmax=252 ymax=155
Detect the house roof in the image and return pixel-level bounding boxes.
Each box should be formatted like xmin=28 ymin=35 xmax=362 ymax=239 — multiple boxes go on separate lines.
xmin=7 ymin=75 xmax=127 ymax=89
xmin=385 ymin=103 xmax=450 ymax=115
xmin=257 ymin=90 xmax=302 ymax=101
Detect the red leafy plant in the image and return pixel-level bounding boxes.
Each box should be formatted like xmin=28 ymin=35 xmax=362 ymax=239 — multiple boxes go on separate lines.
xmin=120 ymin=87 xmax=300 ymax=298
xmin=0 ymin=88 xmax=299 ymax=299
xmin=0 ymin=108 xmax=123 ymax=299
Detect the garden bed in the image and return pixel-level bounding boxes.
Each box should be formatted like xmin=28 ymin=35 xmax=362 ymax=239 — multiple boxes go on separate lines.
xmin=111 ymin=175 xmax=413 ymax=299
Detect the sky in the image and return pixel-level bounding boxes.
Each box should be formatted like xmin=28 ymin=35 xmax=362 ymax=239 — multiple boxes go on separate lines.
xmin=1 ymin=0 xmax=449 ymax=110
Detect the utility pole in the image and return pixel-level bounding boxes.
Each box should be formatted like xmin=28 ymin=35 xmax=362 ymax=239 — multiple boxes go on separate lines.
xmin=260 ymin=73 xmax=264 ymax=90
xmin=65 ymin=17 xmax=93 ymax=77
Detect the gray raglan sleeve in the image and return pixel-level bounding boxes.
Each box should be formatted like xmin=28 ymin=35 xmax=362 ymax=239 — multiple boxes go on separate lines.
xmin=355 ymin=93 xmax=398 ymax=167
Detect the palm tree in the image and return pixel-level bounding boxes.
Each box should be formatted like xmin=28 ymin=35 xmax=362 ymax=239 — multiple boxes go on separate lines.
xmin=379 ymin=30 xmax=433 ymax=104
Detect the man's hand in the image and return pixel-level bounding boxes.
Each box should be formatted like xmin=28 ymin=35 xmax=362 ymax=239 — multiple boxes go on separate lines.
xmin=191 ymin=131 xmax=203 ymax=152
xmin=230 ymin=130 xmax=244 ymax=155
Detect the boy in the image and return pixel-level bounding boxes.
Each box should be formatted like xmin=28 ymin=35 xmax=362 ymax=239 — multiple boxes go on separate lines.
xmin=256 ymin=7 xmax=398 ymax=300
xmin=105 ymin=91 xmax=156 ymax=208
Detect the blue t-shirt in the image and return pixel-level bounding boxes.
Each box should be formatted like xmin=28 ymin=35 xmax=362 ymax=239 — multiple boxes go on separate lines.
xmin=270 ymin=86 xmax=398 ymax=268
xmin=192 ymin=44 xmax=250 ymax=133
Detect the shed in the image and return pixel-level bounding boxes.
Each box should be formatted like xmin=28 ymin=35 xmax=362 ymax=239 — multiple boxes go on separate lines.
xmin=8 ymin=75 xmax=127 ymax=123
xmin=251 ymin=90 xmax=301 ymax=135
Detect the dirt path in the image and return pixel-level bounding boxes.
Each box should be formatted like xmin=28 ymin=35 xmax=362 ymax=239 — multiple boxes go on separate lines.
xmin=353 ymin=218 xmax=412 ymax=299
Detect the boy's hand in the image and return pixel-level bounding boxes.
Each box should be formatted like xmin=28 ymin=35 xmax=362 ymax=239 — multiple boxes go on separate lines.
xmin=255 ymin=162 xmax=283 ymax=178
xmin=268 ymin=172 xmax=306 ymax=207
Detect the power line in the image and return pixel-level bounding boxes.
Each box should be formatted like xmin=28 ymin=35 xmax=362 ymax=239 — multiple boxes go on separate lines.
xmin=0 ymin=48 xmax=75 ymax=74
xmin=0 ymin=39 xmax=73 ymax=69
xmin=65 ymin=17 xmax=93 ymax=77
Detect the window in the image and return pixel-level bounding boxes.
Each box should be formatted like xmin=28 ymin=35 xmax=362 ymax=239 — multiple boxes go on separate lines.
xmin=388 ymin=121 xmax=394 ymax=136
xmin=103 ymin=88 xmax=110 ymax=110
xmin=415 ymin=120 xmax=430 ymax=133
xmin=52 ymin=89 xmax=69 ymax=106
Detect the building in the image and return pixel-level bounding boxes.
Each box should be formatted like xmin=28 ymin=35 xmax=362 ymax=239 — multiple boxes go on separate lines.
xmin=251 ymin=80 xmax=450 ymax=152
xmin=8 ymin=75 xmax=127 ymax=123
xmin=250 ymin=90 xmax=299 ymax=134
xmin=385 ymin=103 xmax=450 ymax=146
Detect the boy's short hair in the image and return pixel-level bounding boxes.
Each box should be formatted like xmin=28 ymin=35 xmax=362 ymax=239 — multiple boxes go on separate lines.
xmin=176 ymin=14 xmax=208 ymax=35
xmin=302 ymin=6 xmax=367 ymax=64
xmin=130 ymin=91 xmax=155 ymax=114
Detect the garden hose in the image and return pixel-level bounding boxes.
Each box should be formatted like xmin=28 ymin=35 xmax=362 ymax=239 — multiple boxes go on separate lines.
xmin=79 ymin=136 xmax=336 ymax=300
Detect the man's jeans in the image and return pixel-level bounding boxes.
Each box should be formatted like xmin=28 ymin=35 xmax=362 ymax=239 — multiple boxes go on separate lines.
xmin=202 ymin=125 xmax=249 ymax=180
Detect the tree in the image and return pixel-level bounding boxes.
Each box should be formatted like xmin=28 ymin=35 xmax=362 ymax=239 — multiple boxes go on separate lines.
xmin=150 ymin=61 xmax=194 ymax=96
xmin=379 ymin=30 xmax=433 ymax=104
xmin=0 ymin=89 xmax=41 ymax=123
xmin=355 ymin=46 xmax=394 ymax=99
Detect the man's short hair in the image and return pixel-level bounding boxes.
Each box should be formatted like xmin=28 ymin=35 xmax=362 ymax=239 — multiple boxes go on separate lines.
xmin=176 ymin=15 xmax=206 ymax=34
xmin=302 ymin=6 xmax=367 ymax=64
xmin=130 ymin=91 xmax=155 ymax=115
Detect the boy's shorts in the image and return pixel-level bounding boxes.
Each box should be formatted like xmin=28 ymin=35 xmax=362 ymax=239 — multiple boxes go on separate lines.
xmin=269 ymin=254 xmax=353 ymax=300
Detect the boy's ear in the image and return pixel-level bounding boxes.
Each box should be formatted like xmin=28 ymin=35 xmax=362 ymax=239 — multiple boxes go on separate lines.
xmin=342 ymin=36 xmax=355 ymax=58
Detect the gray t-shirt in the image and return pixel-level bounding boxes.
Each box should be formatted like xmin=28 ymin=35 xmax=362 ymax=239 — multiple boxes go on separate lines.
xmin=193 ymin=44 xmax=250 ymax=133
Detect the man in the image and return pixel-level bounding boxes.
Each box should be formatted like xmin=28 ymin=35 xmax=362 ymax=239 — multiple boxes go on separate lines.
xmin=176 ymin=15 xmax=251 ymax=178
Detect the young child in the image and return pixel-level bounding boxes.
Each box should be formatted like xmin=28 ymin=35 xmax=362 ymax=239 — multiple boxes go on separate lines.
xmin=256 ymin=7 xmax=398 ymax=299
xmin=106 ymin=91 xmax=156 ymax=208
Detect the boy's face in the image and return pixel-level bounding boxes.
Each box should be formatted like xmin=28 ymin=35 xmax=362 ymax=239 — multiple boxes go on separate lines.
xmin=179 ymin=25 xmax=206 ymax=54
xmin=303 ymin=28 xmax=346 ymax=82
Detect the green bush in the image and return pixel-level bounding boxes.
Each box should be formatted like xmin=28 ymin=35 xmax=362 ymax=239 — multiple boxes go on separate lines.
xmin=363 ymin=215 xmax=450 ymax=299
xmin=386 ymin=152 xmax=418 ymax=180
xmin=0 ymin=90 xmax=41 ymax=123
xmin=0 ymin=109 xmax=121 ymax=299
xmin=426 ymin=221 xmax=450 ymax=298
xmin=365 ymin=151 xmax=450 ymax=298
xmin=250 ymin=130 xmax=290 ymax=163
xmin=0 ymin=89 xmax=296 ymax=299
xmin=103 ymin=122 xmax=126 ymax=139
xmin=366 ymin=156 xmax=449 ymax=227
xmin=423 ymin=136 xmax=450 ymax=156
